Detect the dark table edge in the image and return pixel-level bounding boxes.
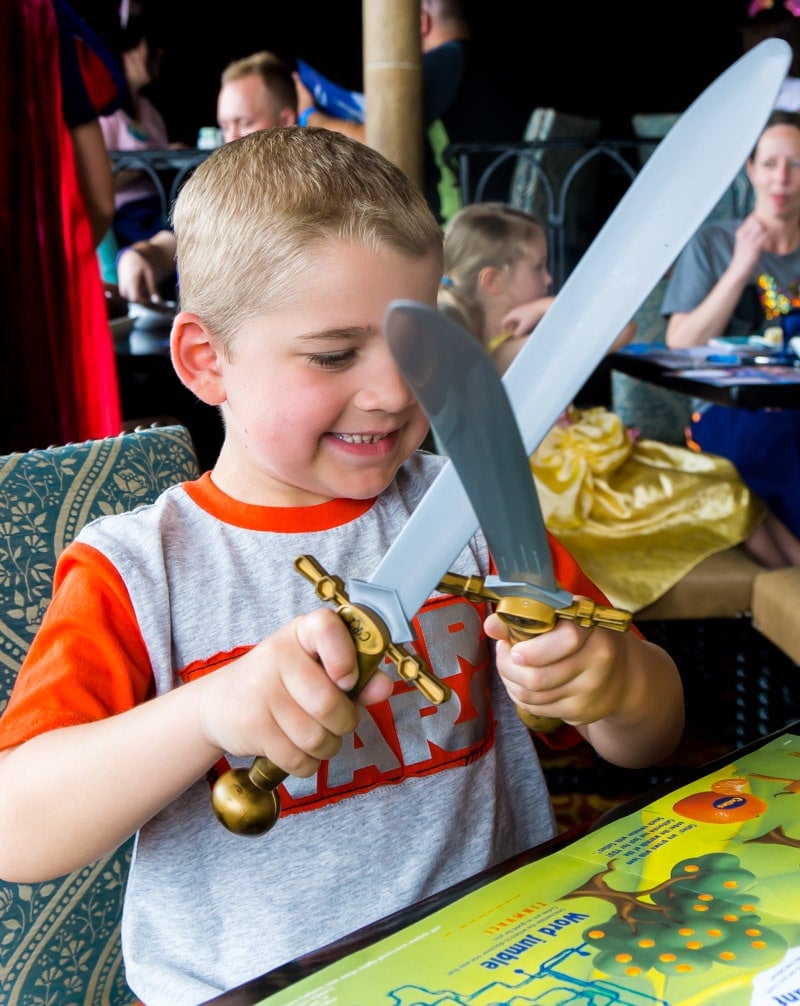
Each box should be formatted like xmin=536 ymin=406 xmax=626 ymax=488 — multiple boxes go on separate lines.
xmin=204 ymin=721 xmax=800 ymax=1004
xmin=608 ymin=349 xmax=800 ymax=409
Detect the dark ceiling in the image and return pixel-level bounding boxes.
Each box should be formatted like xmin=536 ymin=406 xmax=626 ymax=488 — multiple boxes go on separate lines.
xmin=76 ymin=0 xmax=749 ymax=146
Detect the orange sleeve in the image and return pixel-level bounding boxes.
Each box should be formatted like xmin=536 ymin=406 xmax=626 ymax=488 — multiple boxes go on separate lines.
xmin=0 ymin=543 xmax=154 ymax=751
xmin=548 ymin=531 xmax=608 ymax=603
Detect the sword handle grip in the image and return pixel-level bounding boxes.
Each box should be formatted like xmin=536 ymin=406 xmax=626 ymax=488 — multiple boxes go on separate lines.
xmin=210 ymin=758 xmax=286 ymax=836
xmin=212 ymin=555 xmax=449 ymax=836
xmin=495 ymin=597 xmax=567 ymax=734
xmin=438 ymin=573 xmax=632 ymax=734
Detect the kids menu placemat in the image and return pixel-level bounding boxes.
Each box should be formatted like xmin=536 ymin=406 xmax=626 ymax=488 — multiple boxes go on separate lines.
xmin=256 ymin=730 xmax=800 ymax=1005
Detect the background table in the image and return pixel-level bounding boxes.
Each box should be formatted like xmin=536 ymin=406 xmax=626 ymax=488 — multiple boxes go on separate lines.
xmin=609 ymin=344 xmax=800 ymax=410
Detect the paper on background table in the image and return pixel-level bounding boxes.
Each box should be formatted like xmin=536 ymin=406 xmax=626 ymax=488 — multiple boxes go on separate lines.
xmin=671 ymin=365 xmax=800 ymax=385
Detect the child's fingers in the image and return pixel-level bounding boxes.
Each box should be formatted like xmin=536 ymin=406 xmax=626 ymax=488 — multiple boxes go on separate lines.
xmin=357 ymin=669 xmax=394 ymax=706
xmin=293 ymin=609 xmax=396 ymax=706
xmin=294 ymin=607 xmax=360 ymax=693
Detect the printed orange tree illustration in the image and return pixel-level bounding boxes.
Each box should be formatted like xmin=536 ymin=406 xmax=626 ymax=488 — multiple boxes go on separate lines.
xmin=566 ymin=852 xmax=786 ymax=978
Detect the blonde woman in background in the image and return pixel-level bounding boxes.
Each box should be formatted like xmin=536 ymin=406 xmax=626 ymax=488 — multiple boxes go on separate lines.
xmin=438 ymin=202 xmax=800 ymax=612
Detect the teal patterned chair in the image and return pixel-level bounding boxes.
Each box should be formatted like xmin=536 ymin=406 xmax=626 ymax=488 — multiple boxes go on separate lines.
xmin=0 ymin=424 xmax=199 ymax=1005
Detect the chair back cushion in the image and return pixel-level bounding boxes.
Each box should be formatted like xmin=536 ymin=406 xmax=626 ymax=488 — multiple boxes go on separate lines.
xmin=0 ymin=424 xmax=199 ymax=1004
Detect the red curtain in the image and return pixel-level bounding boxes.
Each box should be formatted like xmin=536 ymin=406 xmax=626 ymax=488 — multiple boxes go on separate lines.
xmin=0 ymin=0 xmax=122 ymax=453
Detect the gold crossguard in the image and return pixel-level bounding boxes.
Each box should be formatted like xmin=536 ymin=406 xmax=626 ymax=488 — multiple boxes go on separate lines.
xmin=437 ymin=572 xmax=632 ymax=734
xmin=211 ymin=555 xmax=450 ymax=836
xmin=294 ymin=556 xmax=450 ymax=706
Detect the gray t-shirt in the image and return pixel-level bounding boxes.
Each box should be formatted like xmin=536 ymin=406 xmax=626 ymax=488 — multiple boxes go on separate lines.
xmin=662 ymin=219 xmax=800 ymax=336
xmin=60 ymin=454 xmax=559 ymax=1004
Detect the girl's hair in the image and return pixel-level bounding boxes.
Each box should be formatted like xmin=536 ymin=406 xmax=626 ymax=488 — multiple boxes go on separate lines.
xmin=751 ymin=108 xmax=800 ymax=158
xmin=171 ymin=126 xmax=443 ymax=352
xmin=438 ymin=202 xmax=545 ymax=340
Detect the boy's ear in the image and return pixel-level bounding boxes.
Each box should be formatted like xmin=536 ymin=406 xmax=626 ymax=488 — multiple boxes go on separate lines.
xmin=170 ymin=311 xmax=227 ymax=406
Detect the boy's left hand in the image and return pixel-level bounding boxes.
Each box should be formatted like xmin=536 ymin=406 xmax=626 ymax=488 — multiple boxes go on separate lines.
xmin=485 ymin=607 xmax=628 ymax=727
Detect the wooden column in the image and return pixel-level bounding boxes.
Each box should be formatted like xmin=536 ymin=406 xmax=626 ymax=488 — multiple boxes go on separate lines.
xmin=363 ymin=0 xmax=423 ymax=191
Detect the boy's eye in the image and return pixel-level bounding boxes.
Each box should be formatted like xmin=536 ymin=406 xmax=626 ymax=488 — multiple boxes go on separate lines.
xmin=307 ymin=349 xmax=357 ymax=370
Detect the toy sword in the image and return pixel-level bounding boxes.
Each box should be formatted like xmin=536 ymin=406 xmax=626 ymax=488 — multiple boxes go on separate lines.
xmin=349 ymin=38 xmax=791 ymax=635
xmin=383 ymin=301 xmax=632 ymax=735
xmin=211 ymin=40 xmax=790 ymax=836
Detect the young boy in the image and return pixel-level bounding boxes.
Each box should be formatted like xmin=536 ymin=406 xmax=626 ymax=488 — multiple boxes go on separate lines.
xmin=0 ymin=127 xmax=684 ymax=1004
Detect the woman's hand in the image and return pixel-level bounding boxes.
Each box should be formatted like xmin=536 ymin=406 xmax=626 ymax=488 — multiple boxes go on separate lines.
xmin=730 ymin=213 xmax=768 ymax=283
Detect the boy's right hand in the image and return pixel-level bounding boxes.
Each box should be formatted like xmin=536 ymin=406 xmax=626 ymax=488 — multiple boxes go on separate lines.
xmin=197 ymin=608 xmax=394 ymax=779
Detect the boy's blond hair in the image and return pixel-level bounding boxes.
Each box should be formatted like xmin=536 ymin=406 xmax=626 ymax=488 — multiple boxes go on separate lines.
xmin=439 ymin=202 xmax=545 ymax=341
xmin=172 ymin=126 xmax=443 ymax=349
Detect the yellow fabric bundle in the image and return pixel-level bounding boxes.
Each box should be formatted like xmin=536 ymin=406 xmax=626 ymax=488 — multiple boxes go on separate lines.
xmin=531 ymin=406 xmax=766 ymax=612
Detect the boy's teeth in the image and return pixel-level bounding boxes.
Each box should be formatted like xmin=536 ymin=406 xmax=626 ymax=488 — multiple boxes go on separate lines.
xmin=336 ymin=433 xmax=383 ymax=444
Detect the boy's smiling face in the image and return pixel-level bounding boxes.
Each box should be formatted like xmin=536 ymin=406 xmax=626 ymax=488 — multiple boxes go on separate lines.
xmin=179 ymin=240 xmax=441 ymax=506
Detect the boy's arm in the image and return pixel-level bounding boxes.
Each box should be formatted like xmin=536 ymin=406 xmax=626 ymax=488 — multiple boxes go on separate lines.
xmin=578 ymin=632 xmax=684 ymax=766
xmin=0 ymin=555 xmax=391 ymax=882
xmin=0 ymin=676 xmax=227 ymax=880
xmin=293 ymin=72 xmax=366 ymax=142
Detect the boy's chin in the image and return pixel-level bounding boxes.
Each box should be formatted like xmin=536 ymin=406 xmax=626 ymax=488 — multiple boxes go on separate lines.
xmin=334 ymin=464 xmax=406 ymax=502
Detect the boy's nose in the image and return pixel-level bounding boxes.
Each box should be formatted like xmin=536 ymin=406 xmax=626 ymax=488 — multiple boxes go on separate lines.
xmin=355 ymin=355 xmax=419 ymax=413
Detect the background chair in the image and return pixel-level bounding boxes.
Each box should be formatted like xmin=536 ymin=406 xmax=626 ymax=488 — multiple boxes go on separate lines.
xmin=631 ymin=111 xmax=680 ymax=166
xmin=610 ymin=274 xmax=694 ymax=443
xmin=0 ymin=424 xmax=199 ymax=1005
xmin=509 ymin=107 xmax=602 ymax=287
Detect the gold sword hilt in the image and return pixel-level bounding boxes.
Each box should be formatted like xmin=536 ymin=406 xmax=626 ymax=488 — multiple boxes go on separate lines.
xmin=437 ymin=572 xmax=632 ymax=734
xmin=211 ymin=555 xmax=450 ymax=836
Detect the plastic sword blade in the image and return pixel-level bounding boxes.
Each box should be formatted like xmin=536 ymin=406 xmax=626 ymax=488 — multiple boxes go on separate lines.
xmin=384 ymin=302 xmax=572 ymax=609
xmin=347 ymin=38 xmax=790 ymax=640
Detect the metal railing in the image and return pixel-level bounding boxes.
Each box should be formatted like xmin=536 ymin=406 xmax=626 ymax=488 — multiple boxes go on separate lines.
xmin=110 ymin=139 xmax=750 ymax=295
xmin=109 ymin=141 xmax=645 ymax=280
xmin=109 ymin=148 xmax=213 ymax=221
xmin=444 ymin=138 xmax=651 ymax=290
